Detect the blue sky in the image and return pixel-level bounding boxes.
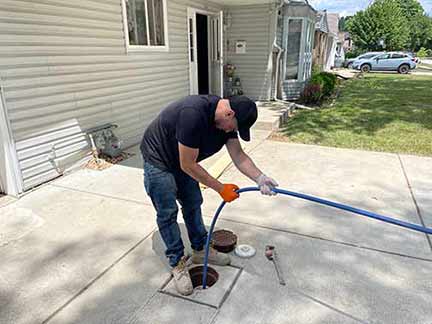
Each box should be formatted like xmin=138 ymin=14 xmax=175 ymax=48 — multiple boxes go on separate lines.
xmin=309 ymin=0 xmax=432 ymax=17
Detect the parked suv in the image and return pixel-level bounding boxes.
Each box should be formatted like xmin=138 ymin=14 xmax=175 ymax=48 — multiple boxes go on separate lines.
xmin=352 ymin=52 xmax=417 ymax=74
xmin=344 ymin=52 xmax=383 ymax=69
xmin=405 ymin=52 xmax=421 ymax=64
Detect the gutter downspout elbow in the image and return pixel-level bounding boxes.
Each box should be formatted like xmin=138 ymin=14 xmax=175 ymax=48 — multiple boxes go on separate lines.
xmin=272 ymin=0 xmax=285 ymax=101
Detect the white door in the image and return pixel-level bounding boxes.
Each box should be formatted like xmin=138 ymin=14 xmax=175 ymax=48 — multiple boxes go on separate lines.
xmin=188 ymin=9 xmax=223 ymax=96
xmin=210 ymin=11 xmax=223 ymax=97
xmin=187 ymin=9 xmax=198 ymax=94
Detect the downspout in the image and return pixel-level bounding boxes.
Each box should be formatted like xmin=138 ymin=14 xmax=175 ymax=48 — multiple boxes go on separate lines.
xmin=0 ymin=78 xmax=23 ymax=196
xmin=272 ymin=0 xmax=285 ymax=100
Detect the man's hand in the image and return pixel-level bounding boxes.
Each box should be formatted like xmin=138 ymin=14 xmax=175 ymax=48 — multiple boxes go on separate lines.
xmin=219 ymin=184 xmax=240 ymax=202
xmin=256 ymin=174 xmax=278 ymax=196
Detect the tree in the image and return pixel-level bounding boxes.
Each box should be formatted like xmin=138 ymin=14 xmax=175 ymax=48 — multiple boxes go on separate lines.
xmin=408 ymin=15 xmax=432 ymax=51
xmin=394 ymin=0 xmax=423 ymax=18
xmin=347 ymin=0 xmax=410 ymax=51
xmin=338 ymin=16 xmax=353 ymax=32
xmin=394 ymin=0 xmax=432 ymax=51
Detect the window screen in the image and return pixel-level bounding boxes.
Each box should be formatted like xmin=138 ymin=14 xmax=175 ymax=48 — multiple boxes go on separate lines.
xmin=125 ymin=0 xmax=165 ymax=46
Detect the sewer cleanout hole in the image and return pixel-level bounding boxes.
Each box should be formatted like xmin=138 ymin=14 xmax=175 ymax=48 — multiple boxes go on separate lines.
xmin=189 ymin=265 xmax=219 ymax=288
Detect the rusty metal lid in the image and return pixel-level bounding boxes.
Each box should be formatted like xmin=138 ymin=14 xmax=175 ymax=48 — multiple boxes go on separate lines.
xmin=212 ymin=229 xmax=238 ymax=253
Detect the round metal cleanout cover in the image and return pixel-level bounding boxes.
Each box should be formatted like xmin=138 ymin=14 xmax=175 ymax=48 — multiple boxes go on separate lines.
xmin=234 ymin=244 xmax=256 ymax=258
xmin=212 ymin=229 xmax=238 ymax=253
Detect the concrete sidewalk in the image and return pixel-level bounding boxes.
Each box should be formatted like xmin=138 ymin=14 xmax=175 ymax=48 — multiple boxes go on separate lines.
xmin=1 ymin=104 xmax=432 ymax=324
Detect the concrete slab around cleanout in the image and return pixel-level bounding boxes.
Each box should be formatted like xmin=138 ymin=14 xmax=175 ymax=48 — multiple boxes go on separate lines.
xmin=208 ymin=219 xmax=432 ymax=324
xmin=161 ymin=264 xmax=242 ymax=308
xmin=201 ymin=142 xmax=432 ymax=260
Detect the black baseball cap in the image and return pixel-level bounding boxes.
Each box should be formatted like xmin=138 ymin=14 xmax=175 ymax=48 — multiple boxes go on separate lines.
xmin=229 ymin=96 xmax=257 ymax=141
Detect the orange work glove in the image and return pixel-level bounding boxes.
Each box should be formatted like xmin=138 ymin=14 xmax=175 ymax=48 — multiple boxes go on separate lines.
xmin=219 ymin=184 xmax=240 ymax=202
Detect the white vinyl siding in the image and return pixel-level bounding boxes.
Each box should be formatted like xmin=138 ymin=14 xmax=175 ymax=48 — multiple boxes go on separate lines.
xmin=225 ymin=4 xmax=274 ymax=101
xmin=0 ymin=0 xmax=222 ymax=192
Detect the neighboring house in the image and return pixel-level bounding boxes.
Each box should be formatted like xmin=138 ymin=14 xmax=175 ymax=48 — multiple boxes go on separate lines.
xmin=313 ymin=10 xmax=330 ymax=70
xmin=341 ymin=31 xmax=353 ymax=53
xmin=324 ymin=12 xmax=339 ymax=70
xmin=276 ymin=0 xmax=316 ymax=100
xmin=0 ymin=0 xmax=316 ymax=196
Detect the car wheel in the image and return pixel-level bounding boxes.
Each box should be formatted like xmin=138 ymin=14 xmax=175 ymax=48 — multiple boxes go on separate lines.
xmin=398 ymin=64 xmax=409 ymax=74
xmin=347 ymin=62 xmax=353 ymax=69
xmin=361 ymin=64 xmax=371 ymax=73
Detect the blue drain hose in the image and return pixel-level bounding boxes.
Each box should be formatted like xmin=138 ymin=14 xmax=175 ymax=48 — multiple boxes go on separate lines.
xmin=202 ymin=186 xmax=432 ymax=289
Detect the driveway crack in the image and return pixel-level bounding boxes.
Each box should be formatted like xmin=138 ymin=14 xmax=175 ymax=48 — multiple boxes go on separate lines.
xmin=397 ymin=154 xmax=432 ymax=252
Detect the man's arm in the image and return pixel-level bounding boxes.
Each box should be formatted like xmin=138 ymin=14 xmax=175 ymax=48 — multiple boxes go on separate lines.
xmin=225 ymin=138 xmax=262 ymax=182
xmin=226 ymin=138 xmax=278 ymax=195
xmin=178 ymin=143 xmax=224 ymax=193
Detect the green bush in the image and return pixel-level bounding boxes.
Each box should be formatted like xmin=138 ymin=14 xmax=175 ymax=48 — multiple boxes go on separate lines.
xmin=310 ymin=72 xmax=337 ymax=97
xmin=427 ymin=49 xmax=432 ymax=57
xmin=311 ymin=64 xmax=322 ymax=75
xmin=345 ymin=49 xmax=362 ymax=59
xmin=417 ymin=47 xmax=428 ymax=58
xmin=300 ymin=83 xmax=323 ymax=104
xmin=345 ymin=51 xmax=358 ymax=59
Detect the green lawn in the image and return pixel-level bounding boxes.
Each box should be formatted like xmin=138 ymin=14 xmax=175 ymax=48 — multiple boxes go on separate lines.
xmin=278 ymin=73 xmax=432 ymax=156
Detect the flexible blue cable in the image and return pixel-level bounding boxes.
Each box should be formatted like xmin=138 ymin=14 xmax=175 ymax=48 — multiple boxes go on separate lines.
xmin=201 ymin=186 xmax=432 ymax=289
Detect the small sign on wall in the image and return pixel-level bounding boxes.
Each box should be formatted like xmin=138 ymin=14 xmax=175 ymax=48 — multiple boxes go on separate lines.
xmin=235 ymin=40 xmax=246 ymax=54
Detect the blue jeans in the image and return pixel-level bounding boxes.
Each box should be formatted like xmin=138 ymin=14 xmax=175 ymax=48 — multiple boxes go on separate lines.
xmin=144 ymin=162 xmax=207 ymax=267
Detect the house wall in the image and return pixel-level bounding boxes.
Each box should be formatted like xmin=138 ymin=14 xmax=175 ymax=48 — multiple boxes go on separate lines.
xmin=0 ymin=0 xmax=222 ymax=192
xmin=313 ymin=30 xmax=328 ymax=69
xmin=225 ymin=4 xmax=275 ymax=101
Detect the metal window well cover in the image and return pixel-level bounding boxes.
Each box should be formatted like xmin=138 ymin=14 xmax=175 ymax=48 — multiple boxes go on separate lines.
xmin=212 ymin=229 xmax=237 ymax=253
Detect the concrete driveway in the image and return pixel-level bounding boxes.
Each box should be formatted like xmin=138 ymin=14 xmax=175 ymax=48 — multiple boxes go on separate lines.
xmin=1 ymin=133 xmax=431 ymax=323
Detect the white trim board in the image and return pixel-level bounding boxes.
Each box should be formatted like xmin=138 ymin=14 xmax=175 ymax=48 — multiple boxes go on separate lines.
xmin=0 ymin=82 xmax=22 ymax=196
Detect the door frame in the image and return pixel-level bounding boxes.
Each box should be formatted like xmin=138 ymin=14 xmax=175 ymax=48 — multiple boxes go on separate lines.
xmin=187 ymin=7 xmax=223 ymax=96
xmin=0 ymin=82 xmax=22 ymax=196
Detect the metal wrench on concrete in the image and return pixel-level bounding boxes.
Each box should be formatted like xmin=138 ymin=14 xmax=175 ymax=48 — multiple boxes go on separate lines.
xmin=265 ymin=245 xmax=286 ymax=285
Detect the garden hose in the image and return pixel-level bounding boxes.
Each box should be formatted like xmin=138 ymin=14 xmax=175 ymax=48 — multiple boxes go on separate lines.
xmin=202 ymin=186 xmax=432 ymax=289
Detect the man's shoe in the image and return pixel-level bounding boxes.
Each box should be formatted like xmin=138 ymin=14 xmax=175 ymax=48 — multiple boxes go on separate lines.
xmin=191 ymin=247 xmax=231 ymax=266
xmin=172 ymin=256 xmax=193 ymax=296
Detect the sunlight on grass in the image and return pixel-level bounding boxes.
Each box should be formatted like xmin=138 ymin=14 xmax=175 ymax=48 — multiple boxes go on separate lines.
xmin=279 ymin=74 xmax=432 ymax=156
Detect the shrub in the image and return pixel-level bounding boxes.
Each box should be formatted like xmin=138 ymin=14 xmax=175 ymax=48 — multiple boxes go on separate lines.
xmin=417 ymin=47 xmax=428 ymax=58
xmin=311 ymin=64 xmax=322 ymax=75
xmin=310 ymin=72 xmax=337 ymax=97
xmin=300 ymin=83 xmax=323 ymax=104
xmin=345 ymin=49 xmax=362 ymax=59
xmin=345 ymin=51 xmax=358 ymax=59
xmin=427 ymin=49 xmax=432 ymax=57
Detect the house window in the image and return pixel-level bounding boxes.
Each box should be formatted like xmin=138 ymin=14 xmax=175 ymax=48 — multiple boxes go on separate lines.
xmin=285 ymin=19 xmax=302 ymax=80
xmin=122 ymin=0 xmax=168 ymax=50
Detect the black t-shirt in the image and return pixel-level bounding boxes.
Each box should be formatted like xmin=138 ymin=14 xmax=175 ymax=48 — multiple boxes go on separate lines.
xmin=140 ymin=95 xmax=238 ymax=172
